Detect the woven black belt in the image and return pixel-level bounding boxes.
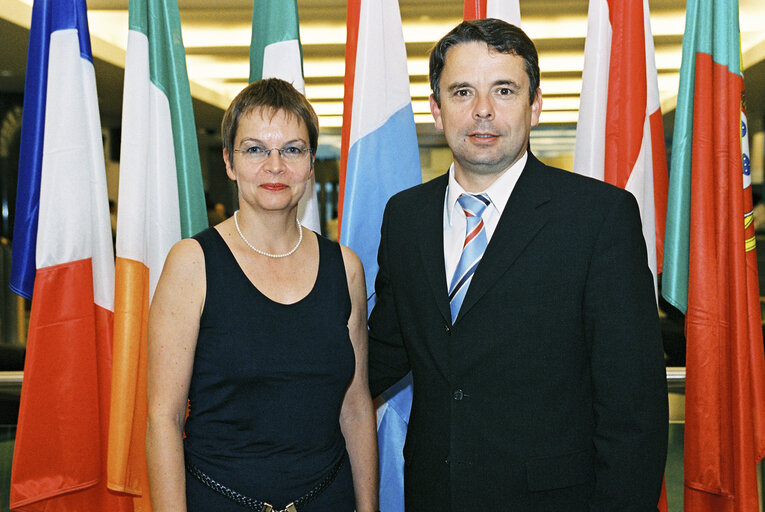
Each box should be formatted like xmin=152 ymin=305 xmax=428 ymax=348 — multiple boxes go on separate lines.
xmin=185 ymin=455 xmax=344 ymax=512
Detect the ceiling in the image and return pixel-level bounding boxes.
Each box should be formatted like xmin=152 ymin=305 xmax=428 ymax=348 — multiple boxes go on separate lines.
xmin=2 ymin=0 xmax=765 ymax=157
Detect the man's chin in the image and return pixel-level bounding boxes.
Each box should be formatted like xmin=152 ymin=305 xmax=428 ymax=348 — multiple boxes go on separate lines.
xmin=462 ymin=157 xmax=514 ymax=176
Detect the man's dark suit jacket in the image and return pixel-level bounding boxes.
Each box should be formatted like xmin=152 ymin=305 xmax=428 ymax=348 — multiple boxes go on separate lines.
xmin=368 ymin=152 xmax=668 ymax=511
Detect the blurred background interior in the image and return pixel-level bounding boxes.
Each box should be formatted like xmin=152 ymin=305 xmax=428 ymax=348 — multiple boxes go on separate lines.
xmin=1 ymin=0 xmax=765 ymax=510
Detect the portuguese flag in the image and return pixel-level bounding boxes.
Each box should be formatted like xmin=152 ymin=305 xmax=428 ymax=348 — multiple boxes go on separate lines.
xmin=662 ymin=0 xmax=765 ymax=510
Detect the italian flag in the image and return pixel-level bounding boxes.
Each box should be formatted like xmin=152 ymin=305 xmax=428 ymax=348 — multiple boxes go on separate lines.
xmin=106 ymin=0 xmax=207 ymax=508
xmin=249 ymin=0 xmax=320 ymax=232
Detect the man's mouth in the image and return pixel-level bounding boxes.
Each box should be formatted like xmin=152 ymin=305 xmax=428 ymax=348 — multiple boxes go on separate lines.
xmin=470 ymin=132 xmax=499 ymax=141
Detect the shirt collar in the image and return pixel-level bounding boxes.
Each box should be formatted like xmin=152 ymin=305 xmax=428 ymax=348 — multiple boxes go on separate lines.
xmin=446 ymin=150 xmax=528 ymax=226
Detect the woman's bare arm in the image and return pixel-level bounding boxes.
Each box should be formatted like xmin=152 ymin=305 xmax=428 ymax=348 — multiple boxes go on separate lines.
xmin=339 ymin=245 xmax=379 ymax=512
xmin=145 ymin=238 xmax=206 ymax=512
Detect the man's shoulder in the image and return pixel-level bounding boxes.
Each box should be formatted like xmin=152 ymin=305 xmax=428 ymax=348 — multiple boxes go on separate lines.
xmin=387 ymin=172 xmax=448 ymax=208
xmin=534 ymin=160 xmax=633 ymax=204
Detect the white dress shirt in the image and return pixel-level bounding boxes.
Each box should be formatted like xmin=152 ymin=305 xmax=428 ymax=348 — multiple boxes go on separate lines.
xmin=443 ymin=151 xmax=528 ymax=288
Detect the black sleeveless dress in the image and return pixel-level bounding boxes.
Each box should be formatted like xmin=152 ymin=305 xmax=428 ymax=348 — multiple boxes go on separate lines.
xmin=183 ymin=228 xmax=356 ymax=511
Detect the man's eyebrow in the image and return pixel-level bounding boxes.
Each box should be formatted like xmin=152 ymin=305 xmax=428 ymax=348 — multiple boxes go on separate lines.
xmin=492 ymin=79 xmax=521 ymax=89
xmin=445 ymin=79 xmax=522 ymax=93
xmin=446 ymin=82 xmax=472 ymax=93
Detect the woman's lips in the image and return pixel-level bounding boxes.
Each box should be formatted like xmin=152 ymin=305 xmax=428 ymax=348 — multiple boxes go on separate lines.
xmin=261 ymin=183 xmax=287 ymax=191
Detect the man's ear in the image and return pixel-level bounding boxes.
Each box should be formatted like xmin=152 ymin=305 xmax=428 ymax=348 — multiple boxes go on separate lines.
xmin=530 ymin=88 xmax=543 ymax=128
xmin=430 ymin=94 xmax=444 ymax=131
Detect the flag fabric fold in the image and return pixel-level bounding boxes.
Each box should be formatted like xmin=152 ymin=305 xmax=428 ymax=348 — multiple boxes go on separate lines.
xmin=338 ymin=1 xmax=422 ymax=510
xmin=374 ymin=374 xmax=413 ymax=512
xmin=463 ymin=0 xmax=520 ymax=25
xmin=10 ymin=1 xmax=132 ymax=510
xmin=574 ymin=0 xmax=668 ymax=293
xmin=250 ymin=0 xmax=320 ymax=232
xmin=107 ymin=0 xmax=207 ymax=509
xmin=662 ymin=0 xmax=765 ymax=510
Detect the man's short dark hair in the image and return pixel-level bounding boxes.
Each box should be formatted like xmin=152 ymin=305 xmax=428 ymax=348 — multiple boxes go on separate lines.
xmin=429 ymin=18 xmax=540 ymax=107
xmin=221 ymin=78 xmax=319 ymax=157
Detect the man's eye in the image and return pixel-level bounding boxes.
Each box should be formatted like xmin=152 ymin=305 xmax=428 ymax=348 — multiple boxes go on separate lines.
xmin=455 ymin=89 xmax=470 ymax=97
xmin=497 ymin=88 xmax=512 ymax=95
xmin=246 ymin=146 xmax=266 ymax=154
xmin=282 ymin=146 xmax=303 ymax=155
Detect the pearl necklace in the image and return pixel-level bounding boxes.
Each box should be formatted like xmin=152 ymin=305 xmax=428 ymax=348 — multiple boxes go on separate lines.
xmin=234 ymin=210 xmax=303 ymax=258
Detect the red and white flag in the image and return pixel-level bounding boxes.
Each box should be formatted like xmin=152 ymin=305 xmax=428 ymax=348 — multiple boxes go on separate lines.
xmin=463 ymin=0 xmax=520 ymax=24
xmin=574 ymin=0 xmax=669 ymax=292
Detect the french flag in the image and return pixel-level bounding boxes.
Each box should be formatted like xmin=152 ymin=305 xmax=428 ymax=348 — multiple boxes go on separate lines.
xmin=9 ymin=1 xmax=131 ymax=510
xmin=338 ymin=1 xmax=421 ymax=511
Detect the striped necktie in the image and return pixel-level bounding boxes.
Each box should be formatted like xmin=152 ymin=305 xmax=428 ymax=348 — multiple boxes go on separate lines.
xmin=449 ymin=193 xmax=491 ymax=321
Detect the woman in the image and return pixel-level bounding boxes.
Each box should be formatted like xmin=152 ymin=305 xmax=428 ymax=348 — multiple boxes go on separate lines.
xmin=146 ymin=78 xmax=378 ymax=512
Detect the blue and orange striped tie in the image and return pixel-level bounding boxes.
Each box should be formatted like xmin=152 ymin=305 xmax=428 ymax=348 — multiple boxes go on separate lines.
xmin=449 ymin=193 xmax=491 ymax=321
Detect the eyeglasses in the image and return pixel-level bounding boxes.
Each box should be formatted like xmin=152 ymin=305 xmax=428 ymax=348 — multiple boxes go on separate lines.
xmin=233 ymin=144 xmax=311 ymax=163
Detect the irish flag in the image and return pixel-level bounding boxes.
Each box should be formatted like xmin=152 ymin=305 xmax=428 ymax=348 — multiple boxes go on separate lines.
xmin=662 ymin=0 xmax=765 ymax=510
xmin=573 ymin=0 xmax=669 ymax=292
xmin=9 ymin=0 xmax=132 ymax=510
xmin=107 ymin=0 xmax=207 ymax=508
xmin=250 ymin=0 xmax=320 ymax=232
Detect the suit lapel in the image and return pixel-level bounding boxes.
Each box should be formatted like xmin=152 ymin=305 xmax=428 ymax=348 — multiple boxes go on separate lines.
xmin=455 ymin=154 xmax=553 ymax=323
xmin=416 ymin=174 xmax=452 ymax=325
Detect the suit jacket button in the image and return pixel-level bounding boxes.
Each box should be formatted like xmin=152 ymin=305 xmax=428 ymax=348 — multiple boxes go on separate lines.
xmin=453 ymin=389 xmax=464 ymax=400
xmin=444 ymin=324 xmax=451 ymax=335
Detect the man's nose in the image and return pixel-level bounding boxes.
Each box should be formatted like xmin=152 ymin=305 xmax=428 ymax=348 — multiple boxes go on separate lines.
xmin=473 ymin=94 xmax=494 ymax=119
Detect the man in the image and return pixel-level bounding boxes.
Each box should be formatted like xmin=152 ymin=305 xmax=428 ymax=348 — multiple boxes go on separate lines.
xmin=368 ymin=19 xmax=668 ymax=511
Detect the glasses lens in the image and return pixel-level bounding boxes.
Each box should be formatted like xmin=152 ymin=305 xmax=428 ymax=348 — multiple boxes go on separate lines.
xmin=280 ymin=145 xmax=307 ymax=161
xmin=238 ymin=145 xmax=267 ymax=162
xmin=236 ymin=145 xmax=308 ymax=162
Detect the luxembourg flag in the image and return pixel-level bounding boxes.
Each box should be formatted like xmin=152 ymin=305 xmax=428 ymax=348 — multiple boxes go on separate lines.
xmin=338 ymin=1 xmax=420 ymax=510
xmin=9 ymin=1 xmax=132 ymax=510
xmin=463 ymin=0 xmax=521 ymax=24
xmin=573 ymin=0 xmax=669 ymax=292
xmin=250 ymin=0 xmax=321 ymax=233
xmin=339 ymin=0 xmax=420 ymax=299
xmin=107 ymin=0 xmax=207 ymax=508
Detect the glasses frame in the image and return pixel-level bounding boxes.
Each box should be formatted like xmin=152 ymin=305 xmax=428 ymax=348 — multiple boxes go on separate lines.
xmin=232 ymin=144 xmax=312 ymax=164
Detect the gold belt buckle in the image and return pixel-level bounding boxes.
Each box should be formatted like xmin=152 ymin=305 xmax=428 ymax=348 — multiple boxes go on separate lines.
xmin=261 ymin=502 xmax=297 ymax=512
